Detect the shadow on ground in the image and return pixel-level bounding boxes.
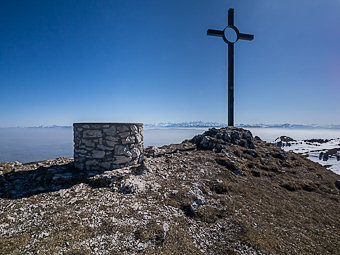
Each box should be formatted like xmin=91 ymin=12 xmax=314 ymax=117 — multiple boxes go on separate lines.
xmin=0 ymin=163 xmax=144 ymax=199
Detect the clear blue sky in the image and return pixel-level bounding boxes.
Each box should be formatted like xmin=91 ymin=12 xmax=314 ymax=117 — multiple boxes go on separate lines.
xmin=1 ymin=0 xmax=340 ymax=127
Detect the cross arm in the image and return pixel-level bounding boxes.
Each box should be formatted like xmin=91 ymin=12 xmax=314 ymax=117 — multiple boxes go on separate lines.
xmin=239 ymin=33 xmax=254 ymax=41
xmin=207 ymin=29 xmax=224 ymax=37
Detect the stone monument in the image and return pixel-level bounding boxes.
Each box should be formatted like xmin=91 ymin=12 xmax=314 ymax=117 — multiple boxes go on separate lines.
xmin=73 ymin=123 xmax=144 ymax=171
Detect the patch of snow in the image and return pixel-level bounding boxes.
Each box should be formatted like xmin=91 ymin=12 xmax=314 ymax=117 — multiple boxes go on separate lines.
xmin=276 ymin=137 xmax=340 ymax=175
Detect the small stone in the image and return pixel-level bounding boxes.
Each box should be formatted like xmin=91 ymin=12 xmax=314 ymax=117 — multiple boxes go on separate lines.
xmin=190 ymin=202 xmax=199 ymax=213
xmin=100 ymin=162 xmax=111 ymax=169
xmin=135 ymin=134 xmax=143 ymax=143
xmin=75 ymin=149 xmax=87 ymax=154
xmin=131 ymin=148 xmax=141 ymax=158
xmin=194 ymin=196 xmax=205 ymax=205
xmin=244 ymin=149 xmax=258 ymax=158
xmin=163 ymin=223 xmax=169 ymax=240
xmin=59 ymin=189 xmax=68 ymax=197
xmin=105 ymin=135 xmax=119 ymax=143
xmin=114 ymin=156 xmax=132 ymax=164
xmin=74 ymin=162 xmax=84 ymax=170
xmin=85 ymin=160 xmax=98 ymax=168
xmin=106 ymin=139 xmax=119 ymax=146
xmin=83 ymin=130 xmax=102 ymax=138
xmin=13 ymin=161 xmax=22 ymax=166
xmin=38 ymin=231 xmax=50 ymax=239
xmin=118 ymin=131 xmax=131 ymax=138
xmin=68 ymin=198 xmax=77 ymax=204
xmin=335 ymin=180 xmax=340 ymax=190
xmin=97 ymin=145 xmax=112 ymax=151
xmin=130 ymin=125 xmax=138 ymax=133
xmin=116 ymin=125 xmax=130 ymax=132
xmin=137 ymin=154 xmax=144 ymax=164
xmin=92 ymin=150 xmax=105 ymax=159
xmin=119 ymin=176 xmax=146 ymax=193
xmin=232 ymin=169 xmax=242 ymax=175
xmin=74 ymin=183 xmax=85 ymax=193
xmin=83 ymin=140 xmax=95 ymax=147
xmin=115 ymin=145 xmax=132 ymax=156
xmin=122 ymin=136 xmax=135 ymax=144
xmin=103 ymin=128 xmax=116 ymax=136
xmin=200 ymin=136 xmax=210 ymax=148
xmin=272 ymin=152 xmax=287 ymax=160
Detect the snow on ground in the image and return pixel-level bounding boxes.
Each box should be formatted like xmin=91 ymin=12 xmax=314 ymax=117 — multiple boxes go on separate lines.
xmin=275 ymin=138 xmax=340 ymax=175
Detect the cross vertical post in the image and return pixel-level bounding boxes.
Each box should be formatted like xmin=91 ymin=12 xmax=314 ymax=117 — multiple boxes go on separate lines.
xmin=227 ymin=8 xmax=234 ymax=127
xmin=207 ymin=8 xmax=254 ymax=127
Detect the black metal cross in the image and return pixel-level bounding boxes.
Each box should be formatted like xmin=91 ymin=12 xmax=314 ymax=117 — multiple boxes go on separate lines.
xmin=207 ymin=8 xmax=254 ymax=127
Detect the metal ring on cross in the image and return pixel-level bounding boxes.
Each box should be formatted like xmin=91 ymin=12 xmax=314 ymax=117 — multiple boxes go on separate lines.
xmin=223 ymin=25 xmax=240 ymax=44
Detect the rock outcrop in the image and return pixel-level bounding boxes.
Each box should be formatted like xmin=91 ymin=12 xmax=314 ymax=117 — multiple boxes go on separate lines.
xmin=191 ymin=127 xmax=255 ymax=152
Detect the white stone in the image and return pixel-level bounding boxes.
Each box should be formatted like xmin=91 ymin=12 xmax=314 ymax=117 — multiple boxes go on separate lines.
xmin=120 ymin=175 xmax=146 ymax=193
xmin=122 ymin=136 xmax=135 ymax=144
xmin=135 ymin=134 xmax=143 ymax=143
xmin=130 ymin=125 xmax=138 ymax=133
xmin=131 ymin=148 xmax=141 ymax=158
xmin=163 ymin=223 xmax=169 ymax=240
xmin=58 ymin=189 xmax=68 ymax=197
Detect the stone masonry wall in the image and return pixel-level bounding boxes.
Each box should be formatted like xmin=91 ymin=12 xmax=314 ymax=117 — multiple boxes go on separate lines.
xmin=73 ymin=123 xmax=143 ymax=171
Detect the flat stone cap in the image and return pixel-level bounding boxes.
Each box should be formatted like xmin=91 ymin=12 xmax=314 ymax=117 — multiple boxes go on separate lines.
xmin=73 ymin=122 xmax=143 ymax=126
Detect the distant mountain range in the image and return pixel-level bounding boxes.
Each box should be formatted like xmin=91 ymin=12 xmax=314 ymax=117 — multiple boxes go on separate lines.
xmin=144 ymin=122 xmax=340 ymax=129
xmin=4 ymin=122 xmax=340 ymax=129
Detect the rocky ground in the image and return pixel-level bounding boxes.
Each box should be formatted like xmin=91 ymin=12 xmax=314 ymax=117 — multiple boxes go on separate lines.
xmin=0 ymin=127 xmax=339 ymax=255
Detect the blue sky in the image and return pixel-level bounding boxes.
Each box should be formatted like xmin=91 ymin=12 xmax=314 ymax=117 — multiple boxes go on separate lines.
xmin=1 ymin=0 xmax=340 ymax=127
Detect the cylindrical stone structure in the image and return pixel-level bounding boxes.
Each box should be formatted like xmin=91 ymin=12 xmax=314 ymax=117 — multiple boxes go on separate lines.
xmin=73 ymin=123 xmax=143 ymax=171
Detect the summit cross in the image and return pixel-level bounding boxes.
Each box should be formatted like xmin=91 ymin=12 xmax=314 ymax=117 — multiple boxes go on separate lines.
xmin=207 ymin=8 xmax=254 ymax=127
